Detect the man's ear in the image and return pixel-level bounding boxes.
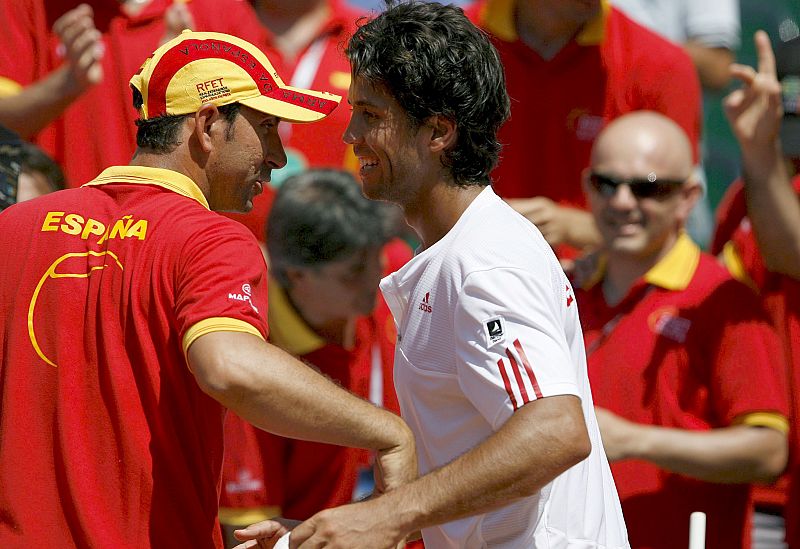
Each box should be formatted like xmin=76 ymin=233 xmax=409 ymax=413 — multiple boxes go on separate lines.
xmin=677 ymin=176 xmax=703 ymax=221
xmin=428 ymin=115 xmax=457 ymax=153
xmin=193 ymin=103 xmax=222 ymax=153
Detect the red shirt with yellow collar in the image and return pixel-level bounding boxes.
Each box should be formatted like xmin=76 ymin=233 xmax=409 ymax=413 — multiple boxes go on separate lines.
xmin=575 ymin=234 xmax=789 ymax=549
xmin=0 ymin=166 xmax=269 ymax=548
xmin=466 ymin=0 xmax=700 ymax=253
xmin=0 ymin=0 xmax=266 ymax=188
xmin=712 ymin=176 xmax=800 ymax=543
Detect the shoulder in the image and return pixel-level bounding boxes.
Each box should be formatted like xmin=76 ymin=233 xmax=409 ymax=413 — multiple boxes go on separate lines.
xmin=605 ymin=8 xmax=694 ymax=71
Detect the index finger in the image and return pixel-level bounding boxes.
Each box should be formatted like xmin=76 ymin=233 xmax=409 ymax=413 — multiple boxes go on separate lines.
xmin=754 ymin=30 xmax=777 ymax=78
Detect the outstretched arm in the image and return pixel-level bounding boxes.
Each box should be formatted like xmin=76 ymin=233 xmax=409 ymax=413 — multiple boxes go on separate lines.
xmin=725 ymin=31 xmax=800 ymax=279
xmin=187 ymin=331 xmax=417 ymax=495
xmin=595 ymin=407 xmax=788 ymax=483
xmin=232 ymin=395 xmax=590 ymax=549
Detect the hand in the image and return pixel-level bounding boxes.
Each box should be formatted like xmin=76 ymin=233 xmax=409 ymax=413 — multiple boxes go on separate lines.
xmin=52 ymin=4 xmax=104 ymax=94
xmin=594 ymin=407 xmax=642 ymax=462
xmin=507 ymin=198 xmax=600 ymax=249
xmin=232 ymin=518 xmax=297 ymax=549
xmin=373 ymin=430 xmax=417 ymax=495
xmin=290 ymin=498 xmax=407 ymax=549
xmin=160 ymin=1 xmax=196 ymax=46
xmin=724 ymin=31 xmax=783 ymax=152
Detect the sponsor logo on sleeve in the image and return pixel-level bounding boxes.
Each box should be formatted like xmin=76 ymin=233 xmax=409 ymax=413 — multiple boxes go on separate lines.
xmin=228 ymin=283 xmax=259 ymax=313
xmin=484 ymin=316 xmax=505 ymax=345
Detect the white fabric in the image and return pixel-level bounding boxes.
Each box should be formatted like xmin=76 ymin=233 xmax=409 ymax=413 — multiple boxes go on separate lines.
xmin=380 ymin=187 xmax=629 ymax=548
xmin=612 ymin=0 xmax=740 ymax=49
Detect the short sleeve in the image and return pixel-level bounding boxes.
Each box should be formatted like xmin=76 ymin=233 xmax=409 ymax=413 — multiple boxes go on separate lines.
xmin=700 ymin=280 xmax=789 ymax=425
xmin=176 ymin=220 xmax=269 ymax=354
xmin=0 ymin=0 xmax=51 ymax=89
xmin=685 ymin=0 xmax=740 ymax=50
xmin=454 ymin=267 xmax=580 ymax=429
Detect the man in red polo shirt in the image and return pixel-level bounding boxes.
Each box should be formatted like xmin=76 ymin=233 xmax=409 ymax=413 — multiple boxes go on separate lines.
xmin=0 ymin=0 xmax=265 ymax=187
xmin=219 ymin=169 xmax=410 ymax=541
xmin=714 ymin=32 xmax=800 ymax=548
xmin=574 ymin=111 xmax=789 ymax=548
xmin=0 ymin=30 xmax=415 ymax=548
xmin=466 ymin=0 xmax=701 ymax=258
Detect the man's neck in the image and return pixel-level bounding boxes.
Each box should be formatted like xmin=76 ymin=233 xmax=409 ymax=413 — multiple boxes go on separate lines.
xmin=405 ymin=182 xmax=484 ymax=251
xmin=254 ymin=0 xmax=331 ymax=61
xmin=515 ymin=0 xmax=594 ymax=59
xmin=602 ymin=258 xmax=649 ymax=307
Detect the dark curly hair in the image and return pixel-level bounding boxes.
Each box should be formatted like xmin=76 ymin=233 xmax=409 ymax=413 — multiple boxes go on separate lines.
xmin=346 ymin=1 xmax=510 ymax=186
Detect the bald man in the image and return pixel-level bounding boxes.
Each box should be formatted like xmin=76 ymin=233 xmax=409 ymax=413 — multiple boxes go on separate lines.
xmin=572 ymin=111 xmax=790 ymax=548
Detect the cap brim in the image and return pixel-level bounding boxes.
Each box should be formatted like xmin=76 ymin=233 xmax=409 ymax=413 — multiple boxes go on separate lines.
xmin=240 ymin=92 xmax=341 ymax=124
xmin=781 ymin=117 xmax=800 ymax=158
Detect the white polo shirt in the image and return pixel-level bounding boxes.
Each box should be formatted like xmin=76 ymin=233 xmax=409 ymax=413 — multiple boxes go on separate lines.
xmin=380 ymin=186 xmax=629 ymax=548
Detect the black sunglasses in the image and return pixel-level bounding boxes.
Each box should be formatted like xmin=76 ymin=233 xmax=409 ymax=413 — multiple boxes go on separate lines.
xmin=588 ymin=171 xmax=686 ymax=200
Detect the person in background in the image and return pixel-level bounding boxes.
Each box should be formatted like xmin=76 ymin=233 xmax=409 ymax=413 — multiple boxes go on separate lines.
xmin=0 ymin=125 xmax=64 ymax=207
xmin=0 ymin=0 xmax=265 ymax=187
xmin=713 ymin=31 xmax=800 ymax=549
xmin=0 ymin=29 xmax=416 ymax=548
xmin=575 ymin=110 xmax=789 ymax=548
xmin=219 ymin=168 xmax=409 ymax=546
xmin=233 ymin=3 xmax=629 ymax=547
xmin=610 ymin=0 xmax=741 ymax=252
xmin=464 ymin=0 xmax=702 ymax=261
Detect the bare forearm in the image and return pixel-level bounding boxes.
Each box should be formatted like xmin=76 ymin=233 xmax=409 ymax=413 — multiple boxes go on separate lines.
xmin=188 ymin=332 xmax=412 ymax=452
xmin=741 ymin=143 xmax=800 ymax=279
xmin=386 ymin=396 xmax=590 ymax=534
xmin=684 ymin=41 xmax=734 ymax=91
xmin=625 ymin=423 xmax=787 ymax=483
xmin=0 ymin=67 xmax=83 ymax=138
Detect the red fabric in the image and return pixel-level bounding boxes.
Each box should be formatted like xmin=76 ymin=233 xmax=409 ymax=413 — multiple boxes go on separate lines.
xmin=0 ymin=172 xmax=269 ymax=548
xmin=0 ymin=0 xmax=266 ymax=187
xmin=577 ymin=254 xmax=789 ymax=549
xmin=712 ymin=175 xmax=800 ymax=534
xmin=220 ymin=239 xmax=411 ymax=519
xmin=466 ymin=2 xmax=701 ymax=257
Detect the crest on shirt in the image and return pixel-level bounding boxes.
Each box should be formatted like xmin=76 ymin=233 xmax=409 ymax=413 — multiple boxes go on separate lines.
xmin=648 ymin=306 xmax=691 ymax=343
xmin=483 ymin=316 xmax=506 ymax=346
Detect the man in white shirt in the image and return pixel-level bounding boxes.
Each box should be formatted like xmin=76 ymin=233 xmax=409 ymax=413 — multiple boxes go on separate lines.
xmin=232 ymin=3 xmax=629 ymax=548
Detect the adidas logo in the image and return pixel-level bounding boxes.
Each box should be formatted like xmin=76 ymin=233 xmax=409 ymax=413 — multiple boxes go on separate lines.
xmin=418 ymin=291 xmax=432 ymax=313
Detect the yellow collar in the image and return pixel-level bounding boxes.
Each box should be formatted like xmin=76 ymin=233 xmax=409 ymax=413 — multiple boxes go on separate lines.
xmin=584 ymin=233 xmax=701 ymax=291
xmin=478 ymin=0 xmax=609 ymax=45
xmin=82 ymin=166 xmax=210 ymax=210
xmin=268 ymin=278 xmax=326 ymax=356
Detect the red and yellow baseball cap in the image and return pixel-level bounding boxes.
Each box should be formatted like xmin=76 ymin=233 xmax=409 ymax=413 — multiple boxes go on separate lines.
xmin=130 ymin=30 xmax=341 ymax=123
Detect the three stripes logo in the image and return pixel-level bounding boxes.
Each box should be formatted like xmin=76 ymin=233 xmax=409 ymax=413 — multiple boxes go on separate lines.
xmin=497 ymin=339 xmax=542 ymax=410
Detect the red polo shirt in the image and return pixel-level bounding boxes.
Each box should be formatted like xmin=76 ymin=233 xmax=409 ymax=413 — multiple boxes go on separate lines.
xmin=0 ymin=166 xmax=269 ymax=548
xmin=466 ymin=0 xmax=700 ymax=256
xmin=576 ymin=234 xmax=789 ymax=549
xmin=0 ymin=0 xmax=265 ymax=187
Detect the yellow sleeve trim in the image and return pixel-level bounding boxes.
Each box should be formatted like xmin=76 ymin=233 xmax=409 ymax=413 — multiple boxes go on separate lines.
xmin=182 ymin=317 xmax=264 ymax=355
xmin=0 ymin=76 xmax=23 ymax=98
xmin=721 ymin=241 xmax=758 ymax=291
xmin=218 ymin=505 xmax=281 ymax=526
xmin=734 ymin=412 xmax=790 ymax=435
